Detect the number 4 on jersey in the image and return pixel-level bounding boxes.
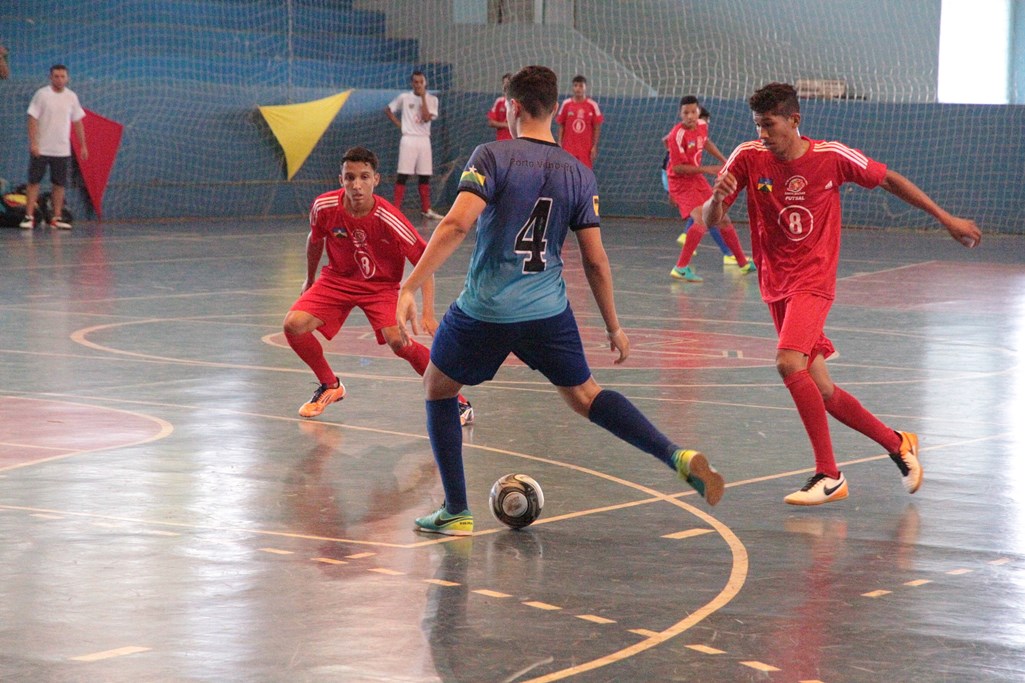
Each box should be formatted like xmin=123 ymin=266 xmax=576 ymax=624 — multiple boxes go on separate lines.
xmin=514 ymin=198 xmax=552 ymax=273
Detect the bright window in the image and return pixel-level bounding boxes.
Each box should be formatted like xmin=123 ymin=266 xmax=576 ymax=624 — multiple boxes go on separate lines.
xmin=938 ymin=0 xmax=1011 ymax=103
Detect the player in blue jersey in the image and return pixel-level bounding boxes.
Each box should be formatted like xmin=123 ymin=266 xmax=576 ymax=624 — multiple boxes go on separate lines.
xmin=396 ymin=65 xmax=724 ymax=536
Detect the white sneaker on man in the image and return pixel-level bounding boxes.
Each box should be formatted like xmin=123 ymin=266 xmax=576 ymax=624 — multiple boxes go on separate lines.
xmin=19 ymin=215 xmax=34 ymax=229
xmin=50 ymin=216 xmax=72 ymax=230
xmin=784 ymin=472 xmax=848 ymax=505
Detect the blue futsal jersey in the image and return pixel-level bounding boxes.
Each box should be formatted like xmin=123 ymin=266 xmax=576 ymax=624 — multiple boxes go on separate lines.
xmin=454 ymin=137 xmax=600 ymax=323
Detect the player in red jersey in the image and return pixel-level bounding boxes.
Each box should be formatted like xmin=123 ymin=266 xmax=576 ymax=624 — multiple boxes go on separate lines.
xmin=283 ymin=146 xmax=473 ymax=424
xmin=555 ymin=75 xmax=603 ymax=168
xmin=486 ymin=73 xmax=513 ymax=141
xmin=704 ymin=82 xmax=981 ymax=506
xmin=666 ymin=95 xmax=755 ymax=282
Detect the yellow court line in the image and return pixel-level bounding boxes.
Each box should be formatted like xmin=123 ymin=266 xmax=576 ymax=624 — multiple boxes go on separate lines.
xmin=686 ymin=644 xmax=725 ymax=655
xmin=576 ymin=615 xmax=615 ymax=625
xmin=0 ymin=397 xmax=175 ymax=473
xmin=662 ymin=528 xmax=715 ymax=540
xmin=70 ymin=646 xmax=151 ymax=662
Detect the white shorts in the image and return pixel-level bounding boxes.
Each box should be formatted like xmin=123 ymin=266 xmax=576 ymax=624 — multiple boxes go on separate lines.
xmin=397 ymin=135 xmax=433 ymax=176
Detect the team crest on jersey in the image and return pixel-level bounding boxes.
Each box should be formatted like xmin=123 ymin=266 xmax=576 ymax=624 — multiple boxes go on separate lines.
xmin=592 ymin=195 xmax=600 ymax=216
xmin=757 ymin=177 xmax=773 ymax=193
xmin=687 ymin=140 xmax=697 ymax=149
xmin=331 ymin=227 xmax=349 ymax=238
xmin=460 ymin=165 xmax=486 ymax=188
xmin=785 ymin=176 xmax=808 ymax=196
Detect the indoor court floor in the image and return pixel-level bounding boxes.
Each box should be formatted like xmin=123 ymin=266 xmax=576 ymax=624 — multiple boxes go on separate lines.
xmin=1 ymin=216 xmax=1023 ymax=682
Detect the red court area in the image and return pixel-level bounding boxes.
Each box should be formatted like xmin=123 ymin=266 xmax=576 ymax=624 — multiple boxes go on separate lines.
xmin=265 ymin=326 xmax=777 ymax=370
xmin=0 ymin=397 xmax=168 ymax=470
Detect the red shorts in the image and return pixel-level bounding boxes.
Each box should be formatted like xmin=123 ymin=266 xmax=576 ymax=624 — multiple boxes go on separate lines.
xmin=767 ymin=292 xmax=836 ymax=361
xmin=669 ymin=185 xmax=713 ymax=219
xmin=290 ymin=277 xmax=398 ymax=344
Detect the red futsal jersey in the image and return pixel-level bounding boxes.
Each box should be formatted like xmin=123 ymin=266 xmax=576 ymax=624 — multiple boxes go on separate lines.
xmin=487 ymin=96 xmax=512 ymax=141
xmin=309 ymin=190 xmax=427 ymax=295
xmin=719 ymin=137 xmax=887 ymax=302
xmin=666 ymin=119 xmax=713 ymax=197
xmin=555 ymin=97 xmax=603 ymax=167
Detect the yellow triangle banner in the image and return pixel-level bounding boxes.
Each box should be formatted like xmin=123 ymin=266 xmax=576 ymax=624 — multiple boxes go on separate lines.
xmin=259 ymin=90 xmax=353 ymax=180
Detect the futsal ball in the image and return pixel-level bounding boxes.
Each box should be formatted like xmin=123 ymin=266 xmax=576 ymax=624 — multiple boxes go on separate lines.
xmin=489 ymin=474 xmax=544 ymax=529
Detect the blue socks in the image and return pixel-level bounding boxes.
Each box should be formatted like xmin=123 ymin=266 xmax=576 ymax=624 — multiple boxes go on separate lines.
xmin=587 ymin=390 xmax=676 ymax=468
xmin=425 ymin=397 xmax=468 ymax=513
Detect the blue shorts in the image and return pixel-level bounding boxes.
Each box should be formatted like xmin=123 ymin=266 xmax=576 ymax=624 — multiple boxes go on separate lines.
xmin=430 ymin=303 xmax=592 ymax=388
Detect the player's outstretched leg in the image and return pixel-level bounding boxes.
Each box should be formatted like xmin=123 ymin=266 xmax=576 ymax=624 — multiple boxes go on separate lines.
xmin=889 ymin=431 xmax=922 ymax=493
xmin=586 ymin=389 xmax=724 ymax=505
xmin=672 ymin=449 xmax=725 ymax=505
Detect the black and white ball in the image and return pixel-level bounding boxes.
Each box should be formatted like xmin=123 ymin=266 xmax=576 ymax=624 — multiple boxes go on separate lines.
xmin=489 ymin=474 xmax=544 ymax=529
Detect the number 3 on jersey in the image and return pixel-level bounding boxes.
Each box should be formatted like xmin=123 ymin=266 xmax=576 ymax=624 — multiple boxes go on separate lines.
xmin=514 ymin=198 xmax=552 ymax=273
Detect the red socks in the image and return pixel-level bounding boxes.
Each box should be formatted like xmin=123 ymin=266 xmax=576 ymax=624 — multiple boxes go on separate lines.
xmin=824 ymin=386 xmax=901 ymax=452
xmin=285 ymin=331 xmax=335 ymax=386
xmin=418 ymin=183 xmax=431 ymax=212
xmin=393 ymin=183 xmax=406 ymax=208
xmin=717 ymin=224 xmax=749 ymax=267
xmin=784 ymin=369 xmax=839 ymax=478
xmin=394 ymin=340 xmax=430 ymax=375
xmin=676 ymin=222 xmax=706 ymax=268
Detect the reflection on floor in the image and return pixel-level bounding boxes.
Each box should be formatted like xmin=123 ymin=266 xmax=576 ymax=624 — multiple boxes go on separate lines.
xmin=1 ymin=218 xmax=1023 ymax=681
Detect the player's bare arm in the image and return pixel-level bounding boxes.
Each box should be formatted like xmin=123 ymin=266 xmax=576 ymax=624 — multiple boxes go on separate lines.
xmin=420 ymin=274 xmax=438 ymax=337
xmin=879 ymin=170 xmax=981 ymax=248
xmin=27 ymin=116 xmax=39 ymax=156
xmin=576 ymin=227 xmax=629 ymax=364
xmin=73 ymin=120 xmax=88 ymax=160
xmin=702 ymin=171 xmax=737 ymax=227
xmin=396 ymin=191 xmax=486 ymax=343
xmin=705 ymin=139 xmax=728 ymax=164
xmin=671 ymin=161 xmax=721 ymax=177
xmin=591 ymin=122 xmax=602 ymax=162
xmin=301 ymin=231 xmax=325 ymax=292
xmin=384 ymin=107 xmax=401 ymax=129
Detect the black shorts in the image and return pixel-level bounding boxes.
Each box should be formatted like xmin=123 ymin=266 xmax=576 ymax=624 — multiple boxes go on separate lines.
xmin=27 ymin=155 xmax=70 ymax=186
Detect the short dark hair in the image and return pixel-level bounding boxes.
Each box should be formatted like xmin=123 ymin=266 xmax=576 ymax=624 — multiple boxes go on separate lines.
xmin=341 ymin=146 xmax=379 ymax=172
xmin=679 ymin=95 xmax=699 ymax=107
xmin=749 ymin=82 xmax=800 ymax=117
xmin=50 ymin=64 xmax=68 ymax=74
xmin=508 ymin=65 xmax=558 ymax=119
xmin=699 ymin=106 xmax=710 ymax=120
xmin=411 ymin=70 xmax=425 ymax=79
xmin=572 ymin=75 xmax=587 ymax=84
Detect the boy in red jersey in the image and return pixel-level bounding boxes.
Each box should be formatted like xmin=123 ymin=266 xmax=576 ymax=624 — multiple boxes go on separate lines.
xmin=283 ymin=146 xmax=473 ymax=425
xmin=666 ymin=95 xmax=755 ymax=282
xmin=555 ymin=75 xmax=603 ymax=168
xmin=486 ymin=73 xmax=513 ymax=141
xmin=704 ymin=82 xmax=980 ymax=505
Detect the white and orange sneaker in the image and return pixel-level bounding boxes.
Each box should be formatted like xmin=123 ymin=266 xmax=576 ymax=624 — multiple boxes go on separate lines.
xmin=298 ymin=379 xmax=346 ymax=418
xmin=458 ymin=398 xmax=474 ymax=426
xmin=784 ymin=472 xmax=848 ymax=506
xmin=889 ymin=431 xmax=922 ymax=493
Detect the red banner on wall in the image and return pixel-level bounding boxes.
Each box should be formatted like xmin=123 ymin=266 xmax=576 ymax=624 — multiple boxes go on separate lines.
xmin=71 ymin=108 xmax=123 ymax=220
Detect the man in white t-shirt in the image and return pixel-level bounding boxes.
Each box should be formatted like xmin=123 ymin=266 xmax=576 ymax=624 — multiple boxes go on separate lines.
xmin=21 ymin=64 xmax=88 ymax=230
xmin=384 ymin=71 xmax=442 ymax=220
